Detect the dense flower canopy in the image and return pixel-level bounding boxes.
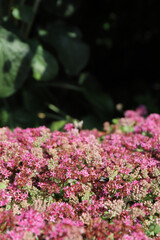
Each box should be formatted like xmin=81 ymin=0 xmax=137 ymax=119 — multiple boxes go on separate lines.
xmin=1 ymin=108 xmax=160 ymax=239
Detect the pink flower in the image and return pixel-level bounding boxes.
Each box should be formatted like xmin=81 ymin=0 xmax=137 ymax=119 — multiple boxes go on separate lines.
xmin=136 ymin=105 xmax=147 ymax=116
xmin=64 ymin=123 xmax=74 ymax=131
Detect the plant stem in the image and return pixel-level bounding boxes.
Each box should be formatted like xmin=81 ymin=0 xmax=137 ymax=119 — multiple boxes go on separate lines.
xmin=23 ymin=0 xmax=41 ymax=39
xmin=37 ymin=82 xmax=82 ymax=92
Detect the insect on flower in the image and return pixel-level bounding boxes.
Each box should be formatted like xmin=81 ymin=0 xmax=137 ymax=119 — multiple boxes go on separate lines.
xmin=99 ymin=176 xmax=109 ymax=182
xmin=73 ymin=120 xmax=83 ymax=130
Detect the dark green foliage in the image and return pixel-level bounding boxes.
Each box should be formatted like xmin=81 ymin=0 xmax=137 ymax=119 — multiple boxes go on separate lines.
xmin=31 ymin=45 xmax=59 ymax=81
xmin=0 ymin=0 xmax=114 ymax=129
xmin=0 ymin=0 xmax=159 ymax=129
xmin=0 ymin=26 xmax=30 ymax=98
xmin=43 ymin=21 xmax=90 ymax=75
xmin=12 ymin=5 xmax=34 ymax=23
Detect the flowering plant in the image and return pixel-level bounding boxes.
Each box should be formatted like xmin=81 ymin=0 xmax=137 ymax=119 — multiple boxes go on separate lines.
xmin=1 ymin=107 xmax=160 ymax=239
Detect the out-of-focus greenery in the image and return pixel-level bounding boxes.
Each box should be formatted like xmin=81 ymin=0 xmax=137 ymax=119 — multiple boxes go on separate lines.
xmin=0 ymin=0 xmax=160 ymax=130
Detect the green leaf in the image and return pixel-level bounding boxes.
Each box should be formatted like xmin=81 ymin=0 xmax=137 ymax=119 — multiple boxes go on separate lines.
xmin=121 ymin=125 xmax=134 ymax=133
xmin=38 ymin=29 xmax=48 ymax=37
xmin=82 ymin=190 xmax=93 ymax=202
xmin=57 ymin=36 xmax=89 ymax=75
xmin=64 ymin=4 xmax=75 ymax=17
xmin=112 ymin=118 xmax=120 ymax=125
xmin=103 ymin=22 xmax=110 ymax=31
xmin=0 ymin=26 xmax=30 ymax=98
xmin=0 ymin=182 xmax=7 ymax=190
xmin=43 ymin=21 xmax=89 ymax=75
xmin=110 ymin=170 xmax=118 ymax=180
xmin=154 ymin=224 xmax=160 ymax=234
xmin=31 ymin=45 xmax=59 ymax=81
xmin=0 ymin=109 xmax=9 ymax=126
xmin=64 ymin=179 xmax=77 ymax=186
xmin=80 ymin=74 xmax=114 ymax=119
xmin=67 ymin=179 xmax=77 ymax=184
xmin=135 ymin=148 xmax=144 ymax=152
xmin=12 ymin=7 xmax=21 ymax=20
xmin=50 ymin=120 xmax=66 ymax=131
xmin=149 ymin=223 xmax=155 ymax=231
xmin=6 ymin=204 xmax=11 ymax=210
xmin=12 ymin=5 xmax=34 ymax=23
xmin=108 ymin=233 xmax=114 ymax=240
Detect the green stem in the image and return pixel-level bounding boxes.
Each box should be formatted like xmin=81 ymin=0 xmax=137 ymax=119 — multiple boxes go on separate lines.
xmin=37 ymin=82 xmax=82 ymax=92
xmin=23 ymin=0 xmax=41 ymax=39
xmin=47 ymin=103 xmax=66 ymax=117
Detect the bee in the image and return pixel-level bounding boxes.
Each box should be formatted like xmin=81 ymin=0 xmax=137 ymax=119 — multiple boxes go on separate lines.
xmin=99 ymin=176 xmax=109 ymax=182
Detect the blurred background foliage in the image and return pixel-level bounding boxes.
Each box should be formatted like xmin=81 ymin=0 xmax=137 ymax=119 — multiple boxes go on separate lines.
xmin=0 ymin=0 xmax=160 ymax=130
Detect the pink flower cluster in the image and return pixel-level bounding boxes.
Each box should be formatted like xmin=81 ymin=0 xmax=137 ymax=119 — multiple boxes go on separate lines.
xmin=1 ymin=108 xmax=160 ymax=239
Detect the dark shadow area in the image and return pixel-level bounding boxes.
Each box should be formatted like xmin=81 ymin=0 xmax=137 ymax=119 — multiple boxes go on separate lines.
xmin=0 ymin=0 xmax=160 ymax=129
xmin=3 ymin=60 xmax=11 ymax=73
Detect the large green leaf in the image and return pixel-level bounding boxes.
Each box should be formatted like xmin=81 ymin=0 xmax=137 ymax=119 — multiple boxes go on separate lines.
xmin=57 ymin=36 xmax=89 ymax=75
xmin=0 ymin=26 xmax=30 ymax=98
xmin=42 ymin=21 xmax=89 ymax=75
xmin=31 ymin=45 xmax=59 ymax=81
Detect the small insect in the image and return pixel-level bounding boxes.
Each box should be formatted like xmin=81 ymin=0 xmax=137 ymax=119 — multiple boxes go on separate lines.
xmin=73 ymin=120 xmax=83 ymax=131
xmin=99 ymin=176 xmax=109 ymax=182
